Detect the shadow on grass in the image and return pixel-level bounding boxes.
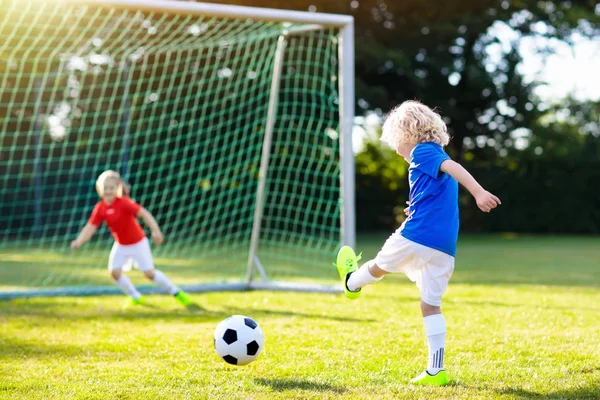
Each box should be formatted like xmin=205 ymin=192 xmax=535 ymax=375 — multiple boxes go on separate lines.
xmin=0 ymin=336 xmax=84 ymax=359
xmin=0 ymin=298 xmax=373 ymax=324
xmin=254 ymin=378 xmax=347 ymax=394
xmin=444 ymin=298 xmax=600 ymax=313
xmin=225 ymin=307 xmax=376 ymax=323
xmin=0 ymin=299 xmax=223 ymax=322
xmin=499 ymin=386 xmax=600 ymax=399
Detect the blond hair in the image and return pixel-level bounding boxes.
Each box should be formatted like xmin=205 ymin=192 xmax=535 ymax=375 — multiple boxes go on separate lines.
xmin=95 ymin=170 xmax=123 ymax=197
xmin=380 ymin=100 xmax=450 ymax=148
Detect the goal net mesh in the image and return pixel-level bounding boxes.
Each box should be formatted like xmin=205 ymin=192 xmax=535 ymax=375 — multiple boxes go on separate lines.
xmin=0 ymin=0 xmax=345 ymax=295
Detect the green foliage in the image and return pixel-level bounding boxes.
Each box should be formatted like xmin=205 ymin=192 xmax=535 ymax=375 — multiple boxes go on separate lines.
xmin=203 ymin=0 xmax=598 ymax=135
xmin=205 ymin=0 xmax=600 ymax=233
xmin=355 ymin=97 xmax=600 ymax=233
xmin=357 ymin=141 xmax=600 ymax=234
xmin=461 ymin=100 xmax=600 ymax=233
xmin=355 ymin=138 xmax=409 ymax=230
xmin=459 ymin=157 xmax=600 ymax=233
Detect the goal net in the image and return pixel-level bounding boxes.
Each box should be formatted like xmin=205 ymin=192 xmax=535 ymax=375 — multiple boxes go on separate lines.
xmin=0 ymin=0 xmax=355 ymax=298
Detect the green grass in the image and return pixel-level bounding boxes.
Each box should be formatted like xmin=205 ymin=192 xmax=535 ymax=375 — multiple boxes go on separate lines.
xmin=0 ymin=240 xmax=338 ymax=291
xmin=1 ymin=235 xmax=599 ymax=399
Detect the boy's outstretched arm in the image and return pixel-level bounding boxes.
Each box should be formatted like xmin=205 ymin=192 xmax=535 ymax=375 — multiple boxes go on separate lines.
xmin=137 ymin=208 xmax=164 ymax=245
xmin=71 ymin=223 xmax=98 ymax=249
xmin=440 ymin=160 xmax=501 ymax=212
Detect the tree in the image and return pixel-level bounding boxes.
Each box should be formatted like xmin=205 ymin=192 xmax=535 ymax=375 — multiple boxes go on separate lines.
xmin=203 ymin=0 xmax=599 ymax=161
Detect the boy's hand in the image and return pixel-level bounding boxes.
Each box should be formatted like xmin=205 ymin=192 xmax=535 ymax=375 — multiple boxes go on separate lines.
xmin=151 ymin=230 xmax=164 ymax=245
xmin=70 ymin=240 xmax=81 ymax=250
xmin=475 ymin=190 xmax=501 ymax=212
xmin=404 ymin=207 xmax=409 ymax=216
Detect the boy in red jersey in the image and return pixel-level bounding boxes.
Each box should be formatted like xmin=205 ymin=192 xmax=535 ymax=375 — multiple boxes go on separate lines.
xmin=71 ymin=170 xmax=192 ymax=307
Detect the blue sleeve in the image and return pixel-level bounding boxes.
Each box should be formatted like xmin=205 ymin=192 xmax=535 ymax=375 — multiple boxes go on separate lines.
xmin=411 ymin=144 xmax=450 ymax=178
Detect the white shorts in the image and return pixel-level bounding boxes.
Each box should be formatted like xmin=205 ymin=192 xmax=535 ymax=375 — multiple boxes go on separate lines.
xmin=375 ymin=231 xmax=454 ymax=306
xmin=108 ymin=237 xmax=154 ymax=272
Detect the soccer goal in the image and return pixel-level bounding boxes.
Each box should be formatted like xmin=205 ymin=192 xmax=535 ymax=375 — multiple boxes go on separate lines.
xmin=0 ymin=0 xmax=355 ymax=298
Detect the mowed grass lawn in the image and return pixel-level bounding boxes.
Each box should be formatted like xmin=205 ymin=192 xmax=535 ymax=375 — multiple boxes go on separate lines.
xmin=1 ymin=235 xmax=599 ymax=399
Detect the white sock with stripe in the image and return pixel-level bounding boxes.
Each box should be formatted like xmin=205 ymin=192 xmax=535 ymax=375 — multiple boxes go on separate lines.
xmin=115 ymin=275 xmax=142 ymax=299
xmin=152 ymin=270 xmax=179 ymax=295
xmin=424 ymin=313 xmax=446 ymax=375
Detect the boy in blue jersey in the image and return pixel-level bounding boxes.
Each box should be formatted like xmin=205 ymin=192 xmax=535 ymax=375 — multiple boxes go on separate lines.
xmin=336 ymin=100 xmax=500 ymax=385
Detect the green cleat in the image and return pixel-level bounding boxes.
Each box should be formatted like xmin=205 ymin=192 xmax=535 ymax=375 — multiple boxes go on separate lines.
xmin=174 ymin=291 xmax=193 ymax=307
xmin=410 ymin=370 xmax=449 ymax=386
xmin=125 ymin=296 xmax=146 ymax=308
xmin=335 ymin=246 xmax=362 ymax=300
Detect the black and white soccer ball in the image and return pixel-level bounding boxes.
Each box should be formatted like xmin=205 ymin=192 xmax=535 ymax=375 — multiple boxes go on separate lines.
xmin=214 ymin=315 xmax=264 ymax=366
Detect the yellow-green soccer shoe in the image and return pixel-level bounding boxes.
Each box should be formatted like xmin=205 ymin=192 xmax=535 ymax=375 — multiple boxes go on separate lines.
xmin=335 ymin=246 xmax=362 ymax=300
xmin=125 ymin=296 xmax=146 ymax=308
xmin=410 ymin=370 xmax=449 ymax=386
xmin=174 ymin=291 xmax=193 ymax=307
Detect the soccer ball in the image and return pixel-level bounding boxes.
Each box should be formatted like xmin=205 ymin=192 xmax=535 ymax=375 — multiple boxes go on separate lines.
xmin=214 ymin=315 xmax=264 ymax=366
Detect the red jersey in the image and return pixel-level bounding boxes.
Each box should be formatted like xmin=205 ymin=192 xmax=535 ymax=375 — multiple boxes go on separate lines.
xmin=88 ymin=197 xmax=145 ymax=245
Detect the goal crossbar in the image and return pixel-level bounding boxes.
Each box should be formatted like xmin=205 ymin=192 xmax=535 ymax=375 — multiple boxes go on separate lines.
xmin=65 ymin=0 xmax=354 ymax=26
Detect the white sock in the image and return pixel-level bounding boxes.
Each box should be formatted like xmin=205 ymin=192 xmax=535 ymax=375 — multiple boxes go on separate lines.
xmin=346 ymin=261 xmax=383 ymax=292
xmin=152 ymin=270 xmax=179 ymax=295
xmin=424 ymin=313 xmax=446 ymax=374
xmin=115 ymin=275 xmax=142 ymax=299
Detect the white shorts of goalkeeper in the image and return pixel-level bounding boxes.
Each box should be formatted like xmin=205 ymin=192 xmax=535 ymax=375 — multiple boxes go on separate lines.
xmin=108 ymin=237 xmax=154 ymax=272
xmin=375 ymin=232 xmax=454 ymax=307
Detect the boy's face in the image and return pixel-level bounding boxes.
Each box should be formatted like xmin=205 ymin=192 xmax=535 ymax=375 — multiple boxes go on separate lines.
xmin=102 ymin=179 xmax=119 ymax=202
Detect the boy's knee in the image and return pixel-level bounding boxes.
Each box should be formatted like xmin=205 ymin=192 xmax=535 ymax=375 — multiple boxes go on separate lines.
xmin=110 ymin=270 xmax=122 ymax=280
xmin=143 ymin=269 xmax=156 ymax=280
xmin=420 ymin=300 xmax=441 ymax=317
xmin=367 ymin=262 xmax=388 ymax=278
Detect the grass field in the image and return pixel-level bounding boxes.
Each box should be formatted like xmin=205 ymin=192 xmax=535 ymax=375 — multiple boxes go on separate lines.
xmin=1 ymin=234 xmax=599 ymax=399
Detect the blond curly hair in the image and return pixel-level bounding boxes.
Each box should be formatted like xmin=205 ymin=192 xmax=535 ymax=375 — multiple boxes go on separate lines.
xmin=95 ymin=170 xmax=123 ymax=197
xmin=380 ymin=100 xmax=450 ymax=149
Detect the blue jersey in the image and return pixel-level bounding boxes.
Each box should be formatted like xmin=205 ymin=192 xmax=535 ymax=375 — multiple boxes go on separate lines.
xmin=400 ymin=142 xmax=459 ymax=256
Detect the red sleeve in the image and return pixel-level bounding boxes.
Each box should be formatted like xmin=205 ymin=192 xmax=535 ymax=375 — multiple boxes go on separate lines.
xmin=121 ymin=197 xmax=142 ymax=216
xmin=88 ymin=203 xmax=104 ymax=227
